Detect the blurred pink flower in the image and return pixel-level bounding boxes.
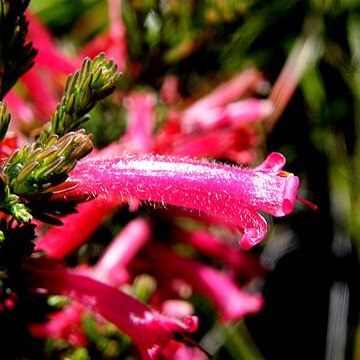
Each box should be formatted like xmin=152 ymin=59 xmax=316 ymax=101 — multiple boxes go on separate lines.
xmin=172 ymin=228 xmax=264 ymax=279
xmin=25 ymin=259 xmax=198 ymax=360
xmin=81 ymin=0 xmax=127 ymax=71
xmin=144 ymin=244 xmax=263 ymax=322
xmin=93 ymin=217 xmax=152 ymax=284
xmin=30 ymin=302 xmax=87 ymax=346
xmin=123 ymin=92 xmax=156 ymax=153
xmin=31 ymin=218 xmax=152 ymax=347
xmin=35 ymin=198 xmax=117 ymax=258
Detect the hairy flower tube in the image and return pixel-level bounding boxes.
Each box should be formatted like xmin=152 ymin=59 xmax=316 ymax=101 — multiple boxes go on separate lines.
xmin=61 ymin=152 xmax=299 ymax=249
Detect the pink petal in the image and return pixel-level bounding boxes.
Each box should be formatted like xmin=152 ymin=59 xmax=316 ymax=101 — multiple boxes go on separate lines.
xmin=4 ymin=91 xmax=36 ymax=126
xmin=30 ymin=303 xmax=87 ymax=346
xmin=182 ymin=99 xmax=273 ymax=131
xmin=26 ymin=12 xmax=76 ymax=74
xmin=21 ymin=71 xmax=59 ymax=121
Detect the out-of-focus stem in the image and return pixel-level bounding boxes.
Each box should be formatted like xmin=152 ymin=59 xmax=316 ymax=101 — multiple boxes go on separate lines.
xmin=265 ymin=15 xmax=323 ymax=133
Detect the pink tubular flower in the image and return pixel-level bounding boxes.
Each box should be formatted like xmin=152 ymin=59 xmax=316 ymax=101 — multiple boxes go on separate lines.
xmin=26 ymin=12 xmax=76 ymax=74
xmin=173 ymin=228 xmax=264 ymax=279
xmin=93 ymin=217 xmax=152 ymax=285
xmin=35 ymin=198 xmax=118 ymax=258
xmin=184 ymin=69 xmax=262 ymax=113
xmin=170 ymin=127 xmax=257 ymax=164
xmin=182 ymin=99 xmax=273 ymax=132
xmin=30 ymin=302 xmax=87 ymax=346
xmin=24 ymin=259 xmax=198 ymax=360
xmin=145 ymin=245 xmax=263 ymax=322
xmin=123 ymin=92 xmax=156 ymax=153
xmin=81 ymin=0 xmax=127 ymax=71
xmin=30 ymin=218 xmax=152 ymax=346
xmin=62 ymin=152 xmax=299 ymax=249
xmin=182 ymin=68 xmax=264 ymax=132
xmin=153 ymin=111 xmax=258 ymax=164
xmin=152 ymin=69 xmax=272 ymax=166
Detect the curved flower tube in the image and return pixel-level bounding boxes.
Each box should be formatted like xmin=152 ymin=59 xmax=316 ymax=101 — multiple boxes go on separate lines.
xmin=62 ymin=152 xmax=299 ymax=249
xmin=24 ymin=259 xmax=198 ymax=360
xmin=35 ymin=198 xmax=118 ymax=258
xmin=31 ymin=218 xmax=152 ymax=347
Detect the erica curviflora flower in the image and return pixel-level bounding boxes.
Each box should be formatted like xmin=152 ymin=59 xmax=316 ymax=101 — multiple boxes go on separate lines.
xmin=61 ymin=151 xmax=299 ymax=250
xmin=0 ymin=1 xmax=313 ymax=359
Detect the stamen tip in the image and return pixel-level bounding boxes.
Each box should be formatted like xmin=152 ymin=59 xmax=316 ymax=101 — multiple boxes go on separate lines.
xmin=296 ymin=195 xmax=318 ymax=210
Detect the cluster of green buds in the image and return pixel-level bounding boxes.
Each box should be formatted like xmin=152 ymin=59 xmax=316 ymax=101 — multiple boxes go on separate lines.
xmin=0 ymin=52 xmax=121 ymax=271
xmin=39 ymin=53 xmax=122 ymax=141
xmin=0 ymin=130 xmax=93 ymax=222
xmin=4 ymin=130 xmax=93 ymax=197
xmin=0 ymin=52 xmax=121 ymax=224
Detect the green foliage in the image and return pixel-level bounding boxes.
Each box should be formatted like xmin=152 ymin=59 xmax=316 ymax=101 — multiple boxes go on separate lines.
xmin=0 ymin=51 xmax=121 ymax=225
xmin=29 ymin=0 xmax=99 ymax=31
xmin=0 ymin=219 xmax=36 ymax=271
xmin=0 ymin=7 xmax=121 ymax=273
xmin=82 ymin=314 xmax=132 ymax=358
xmin=0 ymin=0 xmax=37 ymax=98
xmin=0 ymin=129 xmax=92 ymax=224
xmin=4 ymin=130 xmax=93 ymax=197
xmin=38 ymin=53 xmax=122 ymax=141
